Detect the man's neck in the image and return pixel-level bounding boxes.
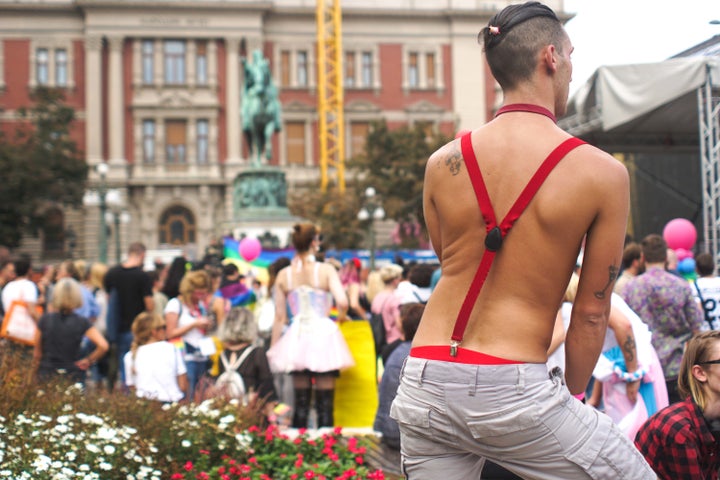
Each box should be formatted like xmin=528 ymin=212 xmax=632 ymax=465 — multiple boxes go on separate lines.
xmin=645 ymin=262 xmax=665 ymax=270
xmin=122 ymin=255 xmax=142 ymax=269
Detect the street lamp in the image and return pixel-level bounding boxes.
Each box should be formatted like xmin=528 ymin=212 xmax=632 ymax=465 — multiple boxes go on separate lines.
xmin=105 ymin=206 xmax=130 ymax=264
xmin=96 ymin=162 xmax=109 ymax=264
xmin=357 ymin=187 xmax=385 ymax=270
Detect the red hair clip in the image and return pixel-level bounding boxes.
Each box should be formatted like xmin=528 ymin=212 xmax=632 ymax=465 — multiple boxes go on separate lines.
xmin=488 ymin=25 xmax=501 ymax=36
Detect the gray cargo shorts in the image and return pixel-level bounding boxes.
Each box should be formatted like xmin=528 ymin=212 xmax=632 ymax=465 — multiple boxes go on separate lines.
xmin=390 ymin=356 xmax=656 ymax=479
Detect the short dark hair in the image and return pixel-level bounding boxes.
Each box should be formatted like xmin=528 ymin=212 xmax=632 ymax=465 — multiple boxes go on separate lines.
xmin=696 ymin=252 xmax=715 ymax=277
xmin=223 ymin=263 xmax=239 ymax=277
xmin=400 ymin=303 xmax=425 ymax=342
xmin=640 ymin=234 xmax=667 ymax=264
xmin=128 ymin=242 xmax=146 ymax=256
xmin=13 ymin=253 xmax=31 ymax=277
xmin=621 ymin=242 xmax=642 ymax=270
xmin=480 ymin=1 xmax=565 ymax=90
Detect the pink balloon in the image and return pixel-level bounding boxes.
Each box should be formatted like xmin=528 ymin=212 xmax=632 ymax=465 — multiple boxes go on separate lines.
xmin=238 ymin=237 xmax=262 ymax=262
xmin=675 ymin=248 xmax=693 ymax=261
xmin=663 ymin=218 xmax=697 ymax=251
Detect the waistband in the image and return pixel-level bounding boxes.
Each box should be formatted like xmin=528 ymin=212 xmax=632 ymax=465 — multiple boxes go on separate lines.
xmin=401 ymin=355 xmax=556 ymax=387
xmin=410 ymin=345 xmax=523 ymax=365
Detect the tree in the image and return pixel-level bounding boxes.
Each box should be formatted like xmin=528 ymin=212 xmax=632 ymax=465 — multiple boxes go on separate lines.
xmin=0 ymin=88 xmax=88 ymax=248
xmin=348 ymin=120 xmax=451 ymax=248
xmin=288 ymin=120 xmax=451 ymax=250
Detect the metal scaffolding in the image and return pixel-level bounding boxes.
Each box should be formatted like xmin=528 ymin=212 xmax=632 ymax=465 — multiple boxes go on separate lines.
xmin=316 ymin=0 xmax=345 ymax=193
xmin=698 ymin=67 xmax=720 ymax=270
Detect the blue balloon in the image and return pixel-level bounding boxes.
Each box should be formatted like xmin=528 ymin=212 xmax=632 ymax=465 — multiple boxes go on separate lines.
xmin=678 ymin=257 xmax=696 ymax=274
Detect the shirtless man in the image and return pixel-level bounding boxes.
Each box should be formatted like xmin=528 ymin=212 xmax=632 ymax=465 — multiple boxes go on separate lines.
xmin=390 ymin=2 xmax=655 ymax=478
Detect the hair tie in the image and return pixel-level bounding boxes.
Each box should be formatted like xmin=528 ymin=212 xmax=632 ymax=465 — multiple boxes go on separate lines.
xmin=488 ymin=25 xmax=501 ymax=36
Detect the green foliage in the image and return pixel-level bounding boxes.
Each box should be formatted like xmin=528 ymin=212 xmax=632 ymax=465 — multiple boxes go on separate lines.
xmin=0 ymin=87 xmax=87 ymax=248
xmin=288 ymin=121 xmax=451 ymax=250
xmin=349 ymin=121 xmax=450 ymax=248
xmin=0 ymin=353 xmax=386 ymax=479
xmin=288 ymin=187 xmax=366 ymax=250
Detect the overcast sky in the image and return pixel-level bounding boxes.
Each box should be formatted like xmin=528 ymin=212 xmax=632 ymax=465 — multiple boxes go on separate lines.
xmin=563 ymin=0 xmax=720 ymax=95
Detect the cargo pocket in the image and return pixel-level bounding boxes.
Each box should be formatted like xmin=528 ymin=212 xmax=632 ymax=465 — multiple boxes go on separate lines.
xmin=391 ymin=401 xmax=430 ymax=430
xmin=467 ymin=403 xmax=542 ymax=448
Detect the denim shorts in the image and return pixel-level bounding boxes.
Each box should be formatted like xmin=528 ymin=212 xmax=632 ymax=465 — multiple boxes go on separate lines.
xmin=390 ymin=357 xmax=656 ymax=479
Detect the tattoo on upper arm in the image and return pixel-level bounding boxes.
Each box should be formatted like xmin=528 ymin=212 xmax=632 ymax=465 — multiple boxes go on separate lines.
xmin=623 ymin=335 xmax=636 ymax=362
xmin=594 ymin=265 xmax=619 ymax=299
xmin=445 ymin=150 xmax=463 ymax=176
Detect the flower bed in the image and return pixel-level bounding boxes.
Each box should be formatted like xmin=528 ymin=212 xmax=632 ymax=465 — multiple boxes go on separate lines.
xmin=0 ymin=358 xmax=386 ymax=479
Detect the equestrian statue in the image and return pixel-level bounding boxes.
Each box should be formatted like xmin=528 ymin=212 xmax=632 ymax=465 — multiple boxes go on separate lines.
xmin=242 ymin=49 xmax=282 ymax=167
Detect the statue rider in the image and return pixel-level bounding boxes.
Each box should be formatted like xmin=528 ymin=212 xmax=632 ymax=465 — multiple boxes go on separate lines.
xmin=241 ymin=49 xmax=282 ymax=166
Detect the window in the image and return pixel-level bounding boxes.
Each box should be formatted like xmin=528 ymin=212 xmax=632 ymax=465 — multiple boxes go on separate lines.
xmin=280 ymin=50 xmax=291 ymax=87
xmin=142 ymin=120 xmax=155 ymax=163
xmin=297 ymin=50 xmax=308 ymax=87
xmin=285 ymin=121 xmax=305 ymax=165
xmin=350 ymin=122 xmax=369 ymax=158
xmin=408 ymin=52 xmax=419 ymax=88
xmin=55 ymin=49 xmax=67 ymax=86
xmin=344 ymin=51 xmax=355 ymax=87
xmin=165 ymin=120 xmax=187 ymax=163
xmin=159 ymin=205 xmax=196 ymax=245
xmin=36 ymin=48 xmax=49 ymax=85
xmin=426 ymin=52 xmax=436 ymax=88
xmin=164 ymin=40 xmax=186 ymax=85
xmin=142 ymin=40 xmax=154 ymax=85
xmin=197 ymin=120 xmax=209 ymax=164
xmin=361 ymin=51 xmax=373 ymax=88
xmin=196 ymin=41 xmax=208 ymax=85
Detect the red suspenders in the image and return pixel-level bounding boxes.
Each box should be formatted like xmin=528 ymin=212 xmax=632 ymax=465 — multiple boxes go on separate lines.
xmin=449 ymin=132 xmax=586 ymax=356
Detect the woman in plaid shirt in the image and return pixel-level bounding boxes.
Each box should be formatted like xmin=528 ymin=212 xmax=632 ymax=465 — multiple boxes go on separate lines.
xmin=635 ymin=330 xmax=720 ymax=479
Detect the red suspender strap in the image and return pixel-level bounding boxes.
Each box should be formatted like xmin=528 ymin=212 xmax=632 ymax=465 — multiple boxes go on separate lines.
xmin=450 ymin=133 xmax=586 ymax=356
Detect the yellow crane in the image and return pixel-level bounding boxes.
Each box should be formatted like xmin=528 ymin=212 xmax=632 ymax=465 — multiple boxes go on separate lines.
xmin=316 ymin=0 xmax=345 ymax=193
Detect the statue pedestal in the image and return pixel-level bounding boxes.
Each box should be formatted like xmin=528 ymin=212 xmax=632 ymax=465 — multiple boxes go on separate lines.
xmin=231 ymin=167 xmax=303 ymax=249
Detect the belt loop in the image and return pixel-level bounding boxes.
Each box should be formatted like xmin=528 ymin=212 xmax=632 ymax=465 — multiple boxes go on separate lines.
xmin=468 ymin=365 xmax=478 ymax=396
xmin=515 ymin=364 xmax=526 ymax=394
xmin=400 ymin=356 xmax=409 ymax=376
xmin=417 ymin=360 xmax=427 ymax=387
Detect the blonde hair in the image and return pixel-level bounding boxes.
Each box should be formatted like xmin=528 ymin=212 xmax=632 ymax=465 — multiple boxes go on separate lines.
xmin=563 ymin=272 xmax=579 ymax=303
xmin=51 ymin=278 xmax=83 ymax=314
xmin=88 ymin=262 xmax=108 ymax=291
xmin=365 ymin=270 xmax=385 ymax=304
xmin=679 ymin=330 xmax=720 ymax=410
xmin=218 ymin=307 xmax=258 ymax=345
xmin=129 ymin=312 xmax=166 ymax=375
xmin=179 ymin=270 xmax=212 ymax=305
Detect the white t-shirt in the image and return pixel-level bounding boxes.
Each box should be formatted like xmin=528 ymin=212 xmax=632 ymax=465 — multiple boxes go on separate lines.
xmin=2 ymin=278 xmax=39 ymax=313
xmin=164 ymin=297 xmax=209 ymax=360
xmin=693 ymin=276 xmax=720 ymax=330
xmin=124 ymin=341 xmax=186 ymax=403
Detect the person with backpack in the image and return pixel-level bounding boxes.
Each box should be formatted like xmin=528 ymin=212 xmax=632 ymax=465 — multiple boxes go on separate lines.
xmin=369 ymin=264 xmax=403 ymax=363
xmin=210 ymin=307 xmax=278 ymax=419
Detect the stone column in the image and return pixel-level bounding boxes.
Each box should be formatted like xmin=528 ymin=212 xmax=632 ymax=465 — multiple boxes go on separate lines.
xmin=107 ymin=36 xmax=125 ymax=165
xmin=84 ymin=35 xmax=104 ymax=165
xmin=225 ymin=37 xmax=241 ymax=163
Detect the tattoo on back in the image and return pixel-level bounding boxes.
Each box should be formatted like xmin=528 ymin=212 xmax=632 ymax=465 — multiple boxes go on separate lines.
xmin=594 ymin=265 xmax=619 ymax=299
xmin=446 ymin=150 xmax=462 ymax=176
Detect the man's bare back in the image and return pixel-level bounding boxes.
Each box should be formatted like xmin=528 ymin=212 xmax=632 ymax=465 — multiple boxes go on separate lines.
xmin=415 ymin=108 xmax=629 ymax=393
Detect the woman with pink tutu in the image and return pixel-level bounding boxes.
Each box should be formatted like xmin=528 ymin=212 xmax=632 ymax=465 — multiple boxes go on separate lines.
xmin=268 ymin=223 xmax=354 ymax=428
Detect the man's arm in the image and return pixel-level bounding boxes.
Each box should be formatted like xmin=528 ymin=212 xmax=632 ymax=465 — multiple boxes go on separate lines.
xmin=423 ymin=143 xmax=459 ymax=261
xmin=565 ymin=155 xmax=630 ymax=394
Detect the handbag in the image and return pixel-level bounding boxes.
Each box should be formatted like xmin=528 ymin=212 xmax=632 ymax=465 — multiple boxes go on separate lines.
xmin=0 ymin=299 xmax=41 ymax=346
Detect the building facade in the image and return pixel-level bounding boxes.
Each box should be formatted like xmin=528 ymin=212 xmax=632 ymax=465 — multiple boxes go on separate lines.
xmin=0 ymin=0 xmax=566 ymax=263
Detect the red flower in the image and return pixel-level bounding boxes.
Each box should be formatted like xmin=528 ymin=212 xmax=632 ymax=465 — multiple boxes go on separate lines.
xmin=291 ymin=475 xmax=299 ymax=480
xmin=334 ymin=426 xmax=343 ymax=435
xmin=299 ymin=428 xmax=308 ymax=435
xmin=355 ymin=455 xmax=364 ymax=465
xmin=249 ymin=457 xmax=258 ymax=464
xmin=220 ymin=475 xmax=230 ymax=480
xmin=170 ymin=474 xmax=184 ymax=480
xmin=329 ymin=453 xmax=339 ymax=462
xmin=305 ymin=472 xmax=315 ymax=479
xmin=199 ymin=449 xmax=210 ymax=455
xmin=184 ymin=461 xmax=193 ymax=471
xmin=197 ymin=473 xmax=209 ymax=480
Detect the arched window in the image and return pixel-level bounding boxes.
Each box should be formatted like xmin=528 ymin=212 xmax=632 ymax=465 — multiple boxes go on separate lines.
xmin=159 ymin=205 xmax=196 ymax=246
xmin=42 ymin=207 xmax=65 ymax=258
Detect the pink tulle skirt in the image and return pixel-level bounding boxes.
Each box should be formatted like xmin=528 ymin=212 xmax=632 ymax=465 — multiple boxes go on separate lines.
xmin=267 ymin=316 xmax=355 ymax=374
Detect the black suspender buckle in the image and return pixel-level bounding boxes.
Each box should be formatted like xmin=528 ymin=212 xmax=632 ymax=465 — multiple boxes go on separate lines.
xmin=485 ymin=226 xmax=503 ymax=252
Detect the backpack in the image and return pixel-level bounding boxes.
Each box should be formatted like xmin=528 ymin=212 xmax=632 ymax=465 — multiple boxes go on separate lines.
xmin=370 ymin=297 xmax=390 ymax=356
xmin=215 ymin=346 xmax=255 ymax=399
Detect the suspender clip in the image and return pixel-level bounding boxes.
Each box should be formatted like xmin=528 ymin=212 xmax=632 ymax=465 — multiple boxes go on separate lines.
xmin=450 ymin=340 xmax=459 ymax=357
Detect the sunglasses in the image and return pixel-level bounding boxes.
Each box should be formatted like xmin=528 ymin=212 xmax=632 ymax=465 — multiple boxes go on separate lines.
xmin=698 ymin=359 xmax=720 ymax=365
